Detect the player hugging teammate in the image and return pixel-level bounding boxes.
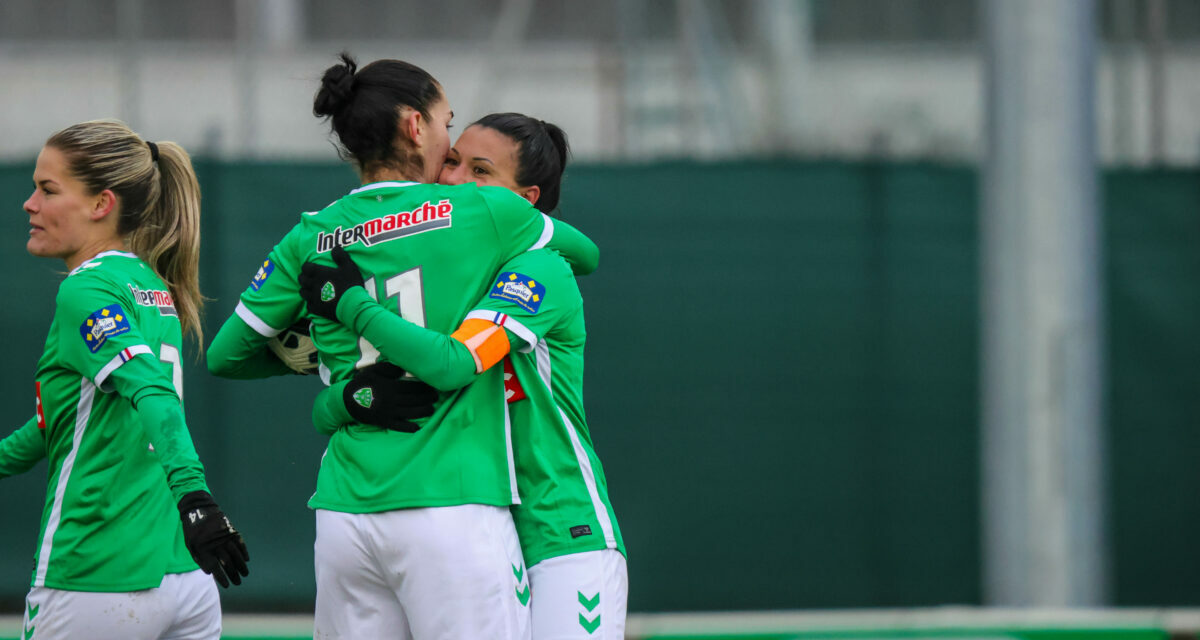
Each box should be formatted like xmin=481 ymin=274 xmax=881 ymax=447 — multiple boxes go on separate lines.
xmin=207 ymin=53 xmax=626 ymax=639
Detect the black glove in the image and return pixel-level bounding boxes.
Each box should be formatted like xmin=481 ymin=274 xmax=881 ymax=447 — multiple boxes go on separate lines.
xmin=344 ymin=363 xmax=438 ymax=433
xmin=299 ymin=246 xmax=365 ymax=321
xmin=178 ymin=491 xmax=250 ymax=588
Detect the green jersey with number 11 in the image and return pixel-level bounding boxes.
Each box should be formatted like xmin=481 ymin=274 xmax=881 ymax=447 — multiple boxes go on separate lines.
xmin=234 ymin=181 xmax=595 ymax=513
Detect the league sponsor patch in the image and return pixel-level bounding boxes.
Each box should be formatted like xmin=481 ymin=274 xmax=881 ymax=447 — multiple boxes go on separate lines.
xmin=79 ymin=304 xmax=131 ymax=353
xmin=315 ymin=199 xmax=453 ymax=252
xmin=569 ymin=525 xmax=593 ymax=538
xmin=250 ymin=259 xmax=275 ymax=291
xmin=489 ymin=272 xmax=545 ymax=314
xmin=127 ymin=284 xmax=177 ymax=316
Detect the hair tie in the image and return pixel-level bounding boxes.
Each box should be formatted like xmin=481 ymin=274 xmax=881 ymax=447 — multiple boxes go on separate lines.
xmin=147 ymin=141 xmax=159 ymax=162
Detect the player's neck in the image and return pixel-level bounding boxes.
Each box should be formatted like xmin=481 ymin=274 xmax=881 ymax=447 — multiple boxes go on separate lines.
xmin=361 ymin=167 xmax=423 ymax=186
xmin=65 ymin=238 xmax=128 ymax=271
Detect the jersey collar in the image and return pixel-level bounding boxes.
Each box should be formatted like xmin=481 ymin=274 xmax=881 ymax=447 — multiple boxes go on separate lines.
xmin=350 ymin=181 xmax=419 ymax=195
xmin=68 ymin=250 xmax=139 ymax=276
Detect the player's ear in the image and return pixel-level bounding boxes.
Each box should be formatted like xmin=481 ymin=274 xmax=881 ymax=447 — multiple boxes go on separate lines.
xmin=401 ymin=107 xmax=423 ymax=146
xmin=90 ymin=189 xmax=117 ymax=221
xmin=518 ymin=185 xmax=540 ymax=207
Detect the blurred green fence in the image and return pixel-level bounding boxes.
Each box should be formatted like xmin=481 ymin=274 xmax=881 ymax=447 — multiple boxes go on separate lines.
xmin=0 ymin=160 xmax=1195 ymax=612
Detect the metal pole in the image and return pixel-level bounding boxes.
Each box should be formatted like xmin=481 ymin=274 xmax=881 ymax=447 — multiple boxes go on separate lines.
xmin=981 ymin=0 xmax=1107 ymax=606
xmin=1146 ymin=0 xmax=1167 ymax=164
xmin=755 ymin=0 xmax=812 ymax=153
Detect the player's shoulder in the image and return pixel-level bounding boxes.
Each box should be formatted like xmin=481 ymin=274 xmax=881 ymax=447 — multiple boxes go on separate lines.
xmin=506 ymin=247 xmax=574 ymax=279
xmin=475 ymin=184 xmax=536 ymax=211
xmin=62 ymin=251 xmax=151 ymax=290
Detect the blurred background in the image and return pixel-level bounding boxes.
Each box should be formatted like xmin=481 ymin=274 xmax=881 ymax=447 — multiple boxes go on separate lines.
xmin=1 ymin=1 xmax=1199 ymax=638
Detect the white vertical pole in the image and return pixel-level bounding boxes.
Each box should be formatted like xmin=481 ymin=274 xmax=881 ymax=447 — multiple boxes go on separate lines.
xmin=982 ymin=0 xmax=1107 ymax=606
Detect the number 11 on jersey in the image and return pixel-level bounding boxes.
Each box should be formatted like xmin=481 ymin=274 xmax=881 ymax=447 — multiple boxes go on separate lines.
xmin=354 ymin=267 xmax=427 ymax=369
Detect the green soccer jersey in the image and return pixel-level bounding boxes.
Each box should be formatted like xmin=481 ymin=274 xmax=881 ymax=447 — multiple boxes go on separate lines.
xmin=311 ymin=248 xmax=624 ymax=567
xmin=232 ymin=181 xmax=594 ymax=513
xmin=15 ymin=251 xmax=197 ymax=591
xmin=467 ymin=249 xmax=624 ymax=567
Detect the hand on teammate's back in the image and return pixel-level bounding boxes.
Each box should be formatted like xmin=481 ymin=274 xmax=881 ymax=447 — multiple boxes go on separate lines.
xmin=299 ymin=246 xmax=365 ymax=321
xmin=177 ymin=491 xmax=250 ymax=588
xmin=344 ymin=363 xmax=439 ymax=433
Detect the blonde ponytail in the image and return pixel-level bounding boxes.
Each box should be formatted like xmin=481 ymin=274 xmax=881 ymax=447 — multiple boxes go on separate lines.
xmin=47 ymin=120 xmax=205 ymax=345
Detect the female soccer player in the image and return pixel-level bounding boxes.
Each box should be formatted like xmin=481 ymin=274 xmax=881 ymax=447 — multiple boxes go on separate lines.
xmin=0 ymin=120 xmax=248 ymax=640
xmin=305 ymin=113 xmax=627 ymax=640
xmin=206 ymin=54 xmax=599 ymax=639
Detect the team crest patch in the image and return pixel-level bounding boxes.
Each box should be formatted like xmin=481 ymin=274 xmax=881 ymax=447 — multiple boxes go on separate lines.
xmin=79 ymin=304 xmax=131 ymax=353
xmin=250 ymin=259 xmax=275 ymax=291
xmin=489 ymin=272 xmax=545 ymax=314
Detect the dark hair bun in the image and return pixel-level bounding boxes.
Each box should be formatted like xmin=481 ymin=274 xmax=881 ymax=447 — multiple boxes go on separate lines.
xmin=313 ymin=52 xmax=359 ymax=117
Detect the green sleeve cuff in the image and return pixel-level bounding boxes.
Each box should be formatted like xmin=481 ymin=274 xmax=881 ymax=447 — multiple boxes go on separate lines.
xmin=313 ymin=380 xmax=353 ymax=436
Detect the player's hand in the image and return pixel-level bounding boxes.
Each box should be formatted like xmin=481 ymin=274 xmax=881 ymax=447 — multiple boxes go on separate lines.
xmin=299 ymin=246 xmax=365 ymax=321
xmin=343 ymin=362 xmax=438 ymax=433
xmin=177 ymin=491 xmax=250 ymax=588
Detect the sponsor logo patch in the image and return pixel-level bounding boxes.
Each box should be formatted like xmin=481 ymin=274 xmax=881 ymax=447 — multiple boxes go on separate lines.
xmin=570 ymin=525 xmax=593 ymax=538
xmin=315 ymin=199 xmax=453 ymax=252
xmin=250 ymin=259 xmax=275 ymax=291
xmin=128 ymin=284 xmax=177 ymax=316
xmin=79 ymin=304 xmax=131 ymax=353
xmin=489 ymin=272 xmax=545 ymax=314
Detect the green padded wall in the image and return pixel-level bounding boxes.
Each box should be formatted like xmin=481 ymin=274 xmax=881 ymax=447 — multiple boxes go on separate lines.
xmin=0 ymin=160 xmax=1194 ymax=612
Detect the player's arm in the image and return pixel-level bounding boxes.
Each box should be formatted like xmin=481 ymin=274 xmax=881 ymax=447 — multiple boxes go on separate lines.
xmin=0 ymin=417 xmax=46 ymax=479
xmin=58 ymin=277 xmax=249 ymax=587
xmin=207 ymin=314 xmax=294 ymax=379
xmin=544 ymin=218 xmax=600 ymax=276
xmin=207 ymin=231 xmax=307 ymax=379
xmin=302 ymin=249 xmax=566 ymax=391
xmin=482 ymin=186 xmax=599 ymax=276
xmin=107 ymin=356 xmax=208 ymax=500
xmin=311 ymin=365 xmax=436 ymax=434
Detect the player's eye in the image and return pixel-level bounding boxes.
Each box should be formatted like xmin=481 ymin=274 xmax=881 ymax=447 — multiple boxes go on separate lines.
xmin=472 ymin=166 xmax=489 ymax=176
xmin=443 ymin=158 xmax=458 ymax=167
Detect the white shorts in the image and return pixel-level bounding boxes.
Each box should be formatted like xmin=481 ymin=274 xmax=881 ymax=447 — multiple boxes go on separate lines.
xmin=313 ymin=504 xmax=531 ymax=640
xmin=20 ymin=569 xmax=220 ymax=640
xmin=529 ymin=549 xmax=628 ymax=640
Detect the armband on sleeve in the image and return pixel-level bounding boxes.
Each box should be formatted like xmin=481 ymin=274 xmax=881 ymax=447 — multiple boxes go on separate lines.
xmin=451 ymin=318 xmax=512 ymax=374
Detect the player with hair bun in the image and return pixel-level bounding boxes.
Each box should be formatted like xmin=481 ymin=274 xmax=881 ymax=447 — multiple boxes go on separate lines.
xmin=306 ymin=112 xmax=627 ymax=640
xmin=0 ymin=119 xmax=248 ymax=640
xmin=207 ymin=53 xmax=600 ymax=639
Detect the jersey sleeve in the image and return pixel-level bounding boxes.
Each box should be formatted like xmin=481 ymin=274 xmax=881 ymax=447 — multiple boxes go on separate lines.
xmin=467 ymin=249 xmax=581 ymax=353
xmin=311 ymin=381 xmax=353 ymax=436
xmin=207 ymin=224 xmax=308 ymax=378
xmin=480 ymin=186 xmax=549 ymax=262
xmin=480 ymin=186 xmax=599 ymax=276
xmin=107 ymin=355 xmax=209 ymax=501
xmin=0 ymin=416 xmax=46 ymax=479
xmin=543 ymin=218 xmax=600 ymax=276
xmin=335 ymin=288 xmax=477 ymax=391
xmin=232 ymin=224 xmax=308 ymax=338
xmin=207 ymin=314 xmax=295 ymax=379
xmin=55 ymin=273 xmax=161 ymax=390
